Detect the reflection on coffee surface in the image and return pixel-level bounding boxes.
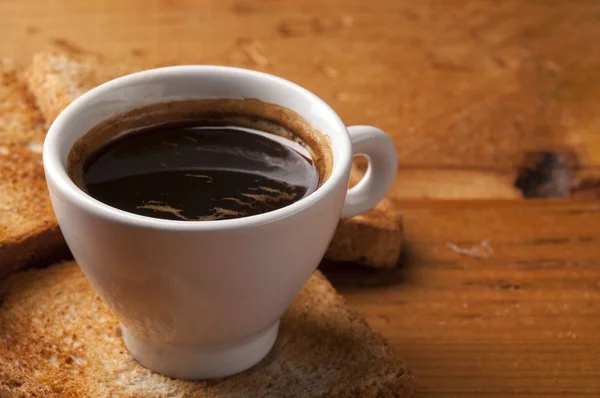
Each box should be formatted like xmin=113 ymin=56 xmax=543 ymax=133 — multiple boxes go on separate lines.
xmin=81 ymin=123 xmax=319 ymax=221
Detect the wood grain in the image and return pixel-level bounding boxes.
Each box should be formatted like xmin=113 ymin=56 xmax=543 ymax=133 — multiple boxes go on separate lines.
xmin=325 ymin=199 xmax=600 ymax=396
xmin=4 ymin=0 xmax=600 ymax=199
xmin=2 ymin=0 xmax=600 ymax=396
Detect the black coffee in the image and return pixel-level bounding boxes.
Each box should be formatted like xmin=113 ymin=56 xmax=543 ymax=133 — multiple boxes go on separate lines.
xmin=81 ymin=123 xmax=320 ymax=221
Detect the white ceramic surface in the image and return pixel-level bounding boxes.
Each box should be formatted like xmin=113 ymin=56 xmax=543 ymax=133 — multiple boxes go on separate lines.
xmin=43 ymin=66 xmax=397 ymax=380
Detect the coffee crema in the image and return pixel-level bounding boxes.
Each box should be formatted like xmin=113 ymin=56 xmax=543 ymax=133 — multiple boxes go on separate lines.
xmin=68 ymin=99 xmax=332 ymax=221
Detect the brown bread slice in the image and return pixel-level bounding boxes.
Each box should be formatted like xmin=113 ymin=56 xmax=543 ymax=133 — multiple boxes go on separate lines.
xmin=326 ymin=198 xmax=403 ymax=267
xmin=25 ymin=51 xmax=404 ymax=268
xmin=0 ymin=61 xmax=67 ymax=278
xmin=25 ymin=52 xmax=136 ymax=126
xmin=0 ymin=261 xmax=415 ymax=397
xmin=326 ymin=165 xmax=403 ymax=267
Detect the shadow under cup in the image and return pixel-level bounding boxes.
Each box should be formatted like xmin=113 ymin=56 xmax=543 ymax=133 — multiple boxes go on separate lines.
xmin=43 ymin=66 xmax=354 ymax=380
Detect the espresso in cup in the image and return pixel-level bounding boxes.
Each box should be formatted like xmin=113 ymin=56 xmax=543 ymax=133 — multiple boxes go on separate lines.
xmin=68 ymin=99 xmax=332 ymax=221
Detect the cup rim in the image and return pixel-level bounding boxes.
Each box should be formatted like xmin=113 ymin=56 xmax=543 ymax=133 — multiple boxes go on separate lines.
xmin=43 ymin=65 xmax=352 ymax=231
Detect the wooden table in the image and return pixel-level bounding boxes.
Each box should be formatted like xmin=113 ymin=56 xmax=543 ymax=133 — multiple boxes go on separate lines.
xmin=4 ymin=0 xmax=600 ymax=396
xmin=327 ymin=199 xmax=600 ymax=396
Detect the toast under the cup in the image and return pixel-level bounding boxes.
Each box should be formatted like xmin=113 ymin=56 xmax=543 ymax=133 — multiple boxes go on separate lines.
xmin=0 ymin=261 xmax=415 ymax=397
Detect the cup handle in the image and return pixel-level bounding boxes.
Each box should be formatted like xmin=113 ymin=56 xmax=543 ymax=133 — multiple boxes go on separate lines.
xmin=341 ymin=125 xmax=397 ymax=219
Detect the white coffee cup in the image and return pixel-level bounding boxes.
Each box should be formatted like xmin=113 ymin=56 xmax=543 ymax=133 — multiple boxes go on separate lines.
xmin=43 ymin=66 xmax=397 ymax=380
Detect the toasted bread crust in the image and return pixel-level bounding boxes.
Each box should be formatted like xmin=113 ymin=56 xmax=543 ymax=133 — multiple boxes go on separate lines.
xmin=0 ymin=262 xmax=415 ymax=397
xmin=326 ymin=166 xmax=403 ymax=267
xmin=25 ymin=51 xmax=139 ymax=125
xmin=0 ymin=62 xmax=67 ymax=277
xmin=0 ymin=60 xmax=46 ymax=145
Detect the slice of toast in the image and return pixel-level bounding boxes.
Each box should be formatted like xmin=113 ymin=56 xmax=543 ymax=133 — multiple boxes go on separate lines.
xmin=326 ymin=165 xmax=403 ymax=267
xmin=0 ymin=261 xmax=415 ymax=397
xmin=0 ymin=61 xmax=67 ymax=278
xmin=25 ymin=51 xmax=404 ymax=268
